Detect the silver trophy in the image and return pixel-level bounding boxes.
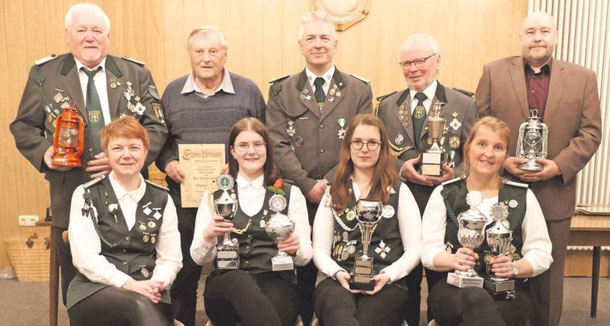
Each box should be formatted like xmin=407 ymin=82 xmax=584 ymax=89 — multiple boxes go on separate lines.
xmin=516 ymin=109 xmax=548 ymax=172
xmin=350 ymin=199 xmax=383 ymax=291
xmin=265 ymin=194 xmax=295 ymax=271
xmin=421 ymin=101 xmax=446 ymax=176
xmin=214 ymin=174 xmax=239 ymax=269
xmin=484 ymin=203 xmax=516 ymax=298
xmin=447 ymin=191 xmax=486 ymax=288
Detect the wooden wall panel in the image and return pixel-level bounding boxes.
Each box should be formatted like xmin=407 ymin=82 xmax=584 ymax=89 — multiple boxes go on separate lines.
xmin=0 ymin=0 xmax=527 ymax=269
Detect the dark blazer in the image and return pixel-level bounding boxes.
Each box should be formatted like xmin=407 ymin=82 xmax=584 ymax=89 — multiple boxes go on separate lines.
xmin=475 ymin=56 xmax=602 ymax=220
xmin=10 ymin=53 xmax=167 ymax=227
xmin=266 ymin=68 xmax=372 ymax=194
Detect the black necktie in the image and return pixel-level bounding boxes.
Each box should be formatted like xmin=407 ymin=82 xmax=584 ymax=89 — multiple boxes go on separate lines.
xmin=314 ymin=77 xmax=326 ymax=103
xmin=412 ymin=92 xmax=427 ymax=148
xmin=82 ymin=67 xmax=105 ymax=153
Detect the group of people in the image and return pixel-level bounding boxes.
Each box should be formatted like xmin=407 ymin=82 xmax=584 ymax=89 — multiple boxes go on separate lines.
xmin=10 ymin=3 xmax=601 ymax=326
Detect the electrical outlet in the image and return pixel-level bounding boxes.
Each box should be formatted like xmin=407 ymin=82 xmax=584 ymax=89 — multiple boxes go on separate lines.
xmin=18 ymin=215 xmax=39 ymax=226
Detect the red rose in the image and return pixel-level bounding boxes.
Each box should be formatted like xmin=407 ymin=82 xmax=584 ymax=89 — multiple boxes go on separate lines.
xmin=273 ymin=178 xmax=284 ymax=189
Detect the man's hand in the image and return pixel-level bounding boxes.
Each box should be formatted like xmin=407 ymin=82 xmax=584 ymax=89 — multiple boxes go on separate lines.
xmin=164 ymin=160 xmax=186 ymax=183
xmin=122 ymin=279 xmax=164 ymax=303
xmin=276 ymin=234 xmax=300 ymax=255
xmin=43 ymin=146 xmax=73 ymax=171
xmin=86 ymin=152 xmax=112 ymax=179
xmin=400 ymin=156 xmax=432 ymax=186
xmin=306 ymin=179 xmax=327 ymax=204
xmin=520 ymin=158 xmax=561 ymax=182
xmin=425 ymin=163 xmax=454 ymax=185
xmin=502 ymin=156 xmax=529 ymax=178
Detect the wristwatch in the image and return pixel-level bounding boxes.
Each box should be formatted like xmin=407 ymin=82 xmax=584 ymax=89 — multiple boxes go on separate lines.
xmin=512 ymin=262 xmax=519 ymax=277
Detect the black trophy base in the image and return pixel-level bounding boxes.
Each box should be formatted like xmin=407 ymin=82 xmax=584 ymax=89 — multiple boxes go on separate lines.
xmin=486 ymin=288 xmax=516 ymax=301
xmin=349 ymin=277 xmax=375 ymax=291
xmin=217 ymin=248 xmax=239 ymax=270
xmin=484 ymin=278 xmax=515 ymax=292
xmin=421 ymin=152 xmax=442 ymax=176
xmin=350 ymin=257 xmax=375 ymax=291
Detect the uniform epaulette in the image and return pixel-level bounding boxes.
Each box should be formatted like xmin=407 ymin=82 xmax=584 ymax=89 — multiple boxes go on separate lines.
xmin=34 ymin=54 xmax=58 ymax=66
xmin=268 ymin=74 xmax=289 ymax=84
xmin=122 ymin=56 xmax=146 ymax=66
xmin=502 ymin=179 xmax=529 ymax=188
xmin=442 ymin=176 xmax=464 ymax=186
xmin=453 ymin=87 xmax=474 ymax=97
xmin=146 ymin=180 xmax=169 ymax=192
xmin=376 ymin=91 xmax=396 ymax=102
xmin=350 ymin=73 xmax=370 ymax=83
xmin=83 ymin=175 xmax=106 ymax=189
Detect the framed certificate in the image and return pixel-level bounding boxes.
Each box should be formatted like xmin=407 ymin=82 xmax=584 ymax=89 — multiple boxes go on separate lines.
xmin=178 ymin=144 xmax=226 ymax=207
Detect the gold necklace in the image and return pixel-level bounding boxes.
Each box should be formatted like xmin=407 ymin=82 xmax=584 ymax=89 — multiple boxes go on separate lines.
xmin=232 ymin=219 xmax=252 ymax=235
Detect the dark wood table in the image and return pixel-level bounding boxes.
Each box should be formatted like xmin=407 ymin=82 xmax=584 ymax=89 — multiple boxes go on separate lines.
xmin=569 ymin=214 xmax=610 ymax=318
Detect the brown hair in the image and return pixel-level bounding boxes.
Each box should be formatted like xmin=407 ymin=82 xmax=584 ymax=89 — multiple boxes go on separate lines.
xmin=228 ymin=117 xmax=280 ymax=187
xmin=100 ymin=116 xmax=150 ymax=152
xmin=331 ymin=113 xmax=397 ymax=212
xmin=463 ymin=116 xmax=510 ymax=175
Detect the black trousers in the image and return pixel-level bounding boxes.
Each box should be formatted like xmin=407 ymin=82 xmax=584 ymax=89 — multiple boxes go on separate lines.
xmin=427 ymin=278 xmax=531 ymax=326
xmin=296 ymin=199 xmax=320 ymax=326
xmin=67 ymin=286 xmax=173 ymax=326
xmin=169 ymin=191 xmax=203 ymax=326
xmin=52 ymin=225 xmax=77 ymax=306
xmin=313 ymin=278 xmax=409 ymax=326
xmin=204 ymin=270 xmax=300 ymax=326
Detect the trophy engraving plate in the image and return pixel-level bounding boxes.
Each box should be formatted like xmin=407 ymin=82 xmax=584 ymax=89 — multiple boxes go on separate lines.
xmin=214 ymin=174 xmax=239 ymax=270
xmin=421 ymin=102 xmax=446 ymax=176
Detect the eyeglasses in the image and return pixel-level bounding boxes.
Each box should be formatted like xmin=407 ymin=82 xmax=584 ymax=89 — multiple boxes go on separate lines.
xmin=350 ymin=139 xmax=382 ymax=151
xmin=399 ymin=53 xmax=437 ymax=69
xmin=234 ymin=141 xmax=266 ymax=152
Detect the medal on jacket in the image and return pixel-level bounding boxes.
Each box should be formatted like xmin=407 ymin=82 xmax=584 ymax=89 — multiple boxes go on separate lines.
xmin=286 ymin=120 xmax=296 ymax=137
xmin=337 ymin=118 xmax=346 ymax=139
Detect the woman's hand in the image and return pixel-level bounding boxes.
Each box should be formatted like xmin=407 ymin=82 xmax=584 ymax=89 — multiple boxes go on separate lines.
xmin=203 ymin=214 xmax=234 ymax=243
xmin=122 ymin=279 xmax=164 ymax=303
xmin=276 ymin=234 xmax=300 ymax=255
xmin=364 ymin=273 xmax=391 ymax=295
xmin=453 ymin=247 xmax=478 ymax=272
xmin=491 ymin=254 xmax=514 ymax=278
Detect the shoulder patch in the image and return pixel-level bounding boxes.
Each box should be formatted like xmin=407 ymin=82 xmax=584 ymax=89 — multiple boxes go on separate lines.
xmin=503 ymin=179 xmax=529 ymax=188
xmin=122 ymin=56 xmax=146 ymax=66
xmin=453 ymin=87 xmax=474 ymax=98
xmin=34 ymin=54 xmax=58 ymax=66
xmin=442 ymin=176 xmax=464 ymax=186
xmin=146 ymin=180 xmax=169 ymax=192
xmin=83 ymin=175 xmax=106 ymax=189
xmin=268 ymin=74 xmax=289 ymax=84
xmin=350 ymin=73 xmax=370 ymax=83
xmin=376 ymin=91 xmax=397 ymax=102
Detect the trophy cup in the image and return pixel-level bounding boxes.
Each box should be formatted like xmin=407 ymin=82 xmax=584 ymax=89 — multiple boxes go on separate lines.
xmin=447 ymin=191 xmax=487 ymax=288
xmin=516 ymin=109 xmax=548 ymax=172
xmin=214 ymin=174 xmax=239 ymax=270
xmin=350 ymin=199 xmax=383 ymax=291
xmin=484 ymin=203 xmax=516 ymax=299
xmin=52 ymin=100 xmax=85 ymax=167
xmin=265 ymin=194 xmax=296 ymax=271
xmin=421 ymin=101 xmax=446 ymax=176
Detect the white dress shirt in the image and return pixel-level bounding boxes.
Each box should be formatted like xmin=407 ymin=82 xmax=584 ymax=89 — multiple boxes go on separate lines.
xmin=312 ymin=182 xmax=422 ymax=283
xmin=190 ymin=173 xmax=313 ymax=266
xmin=421 ymin=185 xmax=553 ymax=276
xmin=74 ymin=58 xmax=111 ymax=126
xmin=409 ymin=79 xmax=438 ymax=115
xmin=305 ymin=65 xmax=335 ymax=95
xmin=68 ymin=172 xmax=183 ymax=288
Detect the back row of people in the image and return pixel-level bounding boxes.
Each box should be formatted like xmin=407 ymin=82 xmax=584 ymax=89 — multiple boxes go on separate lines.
xmin=10 ymin=3 xmax=601 ymax=326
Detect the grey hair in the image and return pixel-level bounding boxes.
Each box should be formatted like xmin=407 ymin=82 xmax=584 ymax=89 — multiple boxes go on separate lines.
xmin=65 ymin=3 xmax=110 ymax=33
xmin=298 ymin=10 xmax=336 ymax=40
xmin=187 ymin=26 xmax=229 ymax=50
xmin=399 ymin=33 xmax=440 ymax=55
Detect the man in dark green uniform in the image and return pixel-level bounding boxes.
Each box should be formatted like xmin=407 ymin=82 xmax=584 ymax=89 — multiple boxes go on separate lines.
xmin=266 ymin=11 xmax=372 ymax=325
xmin=9 ymin=3 xmax=167 ymax=305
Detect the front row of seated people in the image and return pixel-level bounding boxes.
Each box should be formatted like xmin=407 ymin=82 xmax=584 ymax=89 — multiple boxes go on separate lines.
xmin=67 ymin=114 xmax=552 ymax=326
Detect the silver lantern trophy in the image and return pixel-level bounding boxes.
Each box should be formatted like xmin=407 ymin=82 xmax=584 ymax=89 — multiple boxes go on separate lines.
xmin=214 ymin=174 xmax=239 ymax=269
xmin=447 ymin=191 xmax=487 ymax=288
xmin=421 ymin=101 xmax=446 ymax=176
xmin=265 ymin=194 xmax=295 ymax=271
xmin=484 ymin=203 xmax=516 ymax=299
xmin=516 ymin=109 xmax=548 ymax=171
xmin=350 ymin=199 xmax=383 ymax=291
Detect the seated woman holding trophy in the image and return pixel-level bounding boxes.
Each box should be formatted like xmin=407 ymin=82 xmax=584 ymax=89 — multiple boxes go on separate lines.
xmin=190 ymin=117 xmax=312 ymax=326
xmin=312 ymin=113 xmax=422 ymax=326
xmin=66 ymin=116 xmax=183 ymax=326
xmin=421 ymin=116 xmax=553 ymax=326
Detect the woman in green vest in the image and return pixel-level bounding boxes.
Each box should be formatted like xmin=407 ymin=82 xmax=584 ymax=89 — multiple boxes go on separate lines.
xmin=190 ymin=117 xmax=312 ymax=326
xmin=67 ymin=116 xmax=183 ymax=326
xmin=312 ymin=113 xmax=422 ymax=326
xmin=421 ymin=116 xmax=552 ymax=326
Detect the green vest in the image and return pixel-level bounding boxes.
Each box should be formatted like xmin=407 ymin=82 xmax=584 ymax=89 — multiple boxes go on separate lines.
xmin=213 ymin=183 xmax=294 ymax=280
xmin=66 ymin=177 xmax=169 ymax=309
xmin=331 ymin=181 xmax=406 ymax=285
xmin=441 ymin=178 xmax=527 ymax=276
